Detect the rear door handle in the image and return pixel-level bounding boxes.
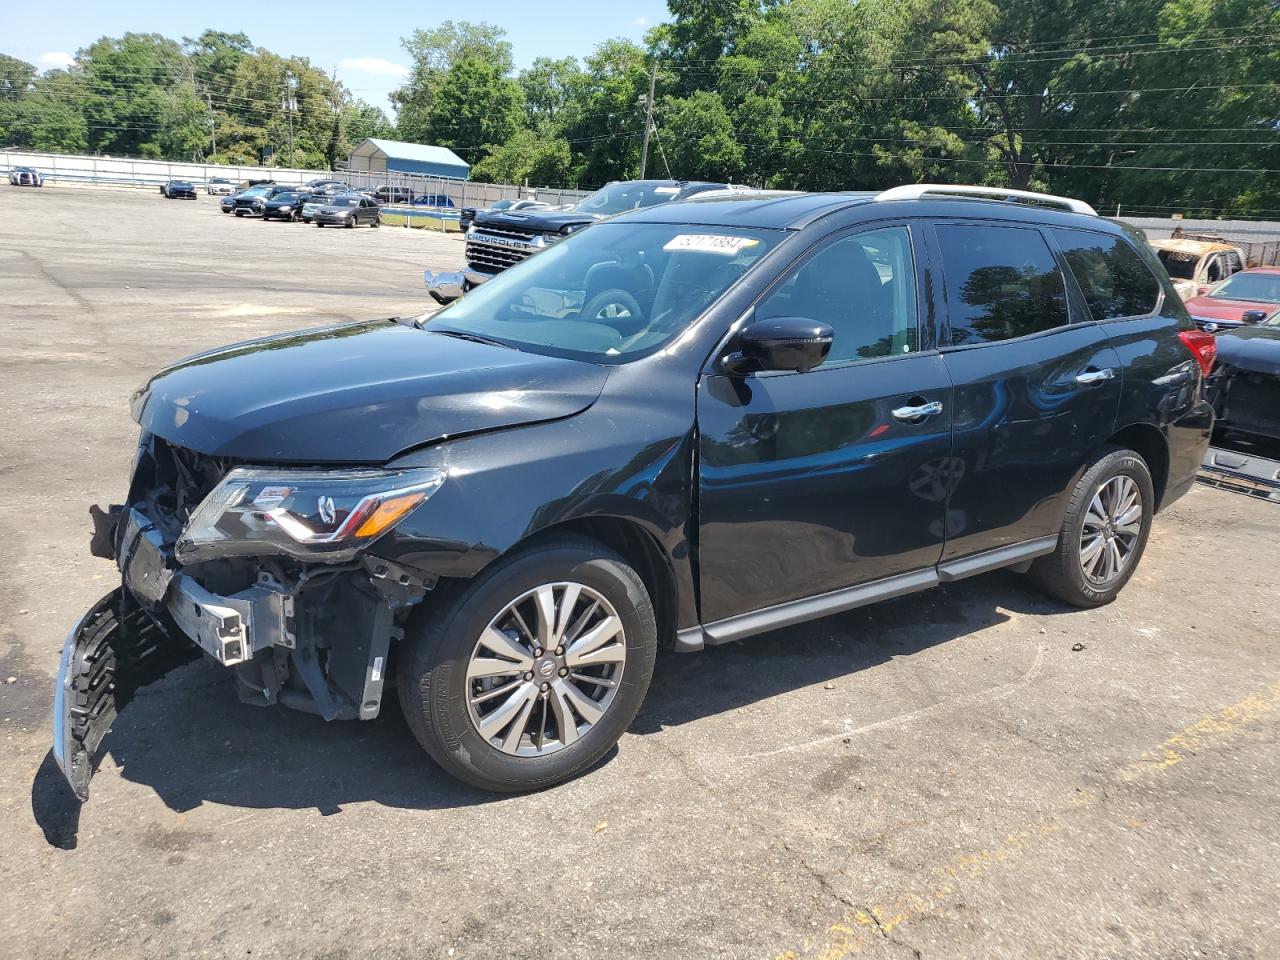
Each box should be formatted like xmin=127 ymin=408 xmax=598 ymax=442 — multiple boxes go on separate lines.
xmin=891 ymin=400 xmax=944 ymax=421
xmin=1075 ymin=367 xmax=1115 ymax=385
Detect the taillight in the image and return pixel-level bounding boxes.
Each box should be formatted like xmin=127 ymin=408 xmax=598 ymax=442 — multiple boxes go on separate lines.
xmin=1179 ymin=329 xmax=1217 ymax=377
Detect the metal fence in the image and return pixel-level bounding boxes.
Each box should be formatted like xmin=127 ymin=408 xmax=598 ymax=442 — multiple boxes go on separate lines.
xmin=1122 ymin=216 xmax=1280 ymax=268
xmin=0 ymin=149 xmax=593 ymax=210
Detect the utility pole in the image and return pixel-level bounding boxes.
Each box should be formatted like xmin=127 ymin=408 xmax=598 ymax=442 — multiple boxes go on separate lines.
xmin=283 ymin=73 xmax=297 ymax=167
xmin=206 ymin=90 xmax=216 ymax=157
xmin=638 ymin=59 xmax=657 ymax=179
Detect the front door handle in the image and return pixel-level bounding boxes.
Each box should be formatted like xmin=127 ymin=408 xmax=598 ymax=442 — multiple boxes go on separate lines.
xmin=1075 ymin=367 xmax=1115 ymax=385
xmin=891 ymin=400 xmax=944 ymax=422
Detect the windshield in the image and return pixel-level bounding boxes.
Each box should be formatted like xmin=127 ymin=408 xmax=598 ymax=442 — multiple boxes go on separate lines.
xmin=575 ymin=182 xmax=686 ymax=216
xmin=273 ymin=192 xmax=300 ymax=201
xmin=242 ymin=187 xmax=270 ymax=197
xmin=330 ymin=197 xmax=359 ymax=207
xmin=1156 ymin=249 xmax=1199 ymax=281
xmin=427 ymin=221 xmax=783 ymax=362
xmin=1210 ymin=272 xmax=1280 ymax=303
xmin=491 ymin=199 xmax=515 ymax=211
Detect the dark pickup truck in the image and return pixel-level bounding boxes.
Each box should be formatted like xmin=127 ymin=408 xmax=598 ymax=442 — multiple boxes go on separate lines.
xmin=425 ymin=180 xmax=733 ymax=302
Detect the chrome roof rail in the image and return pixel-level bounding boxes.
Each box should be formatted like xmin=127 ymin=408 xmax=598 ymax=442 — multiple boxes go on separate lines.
xmin=875 ymin=184 xmax=1097 ymax=216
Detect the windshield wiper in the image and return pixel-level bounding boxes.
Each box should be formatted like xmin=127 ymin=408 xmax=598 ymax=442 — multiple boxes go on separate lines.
xmin=428 ymin=327 xmax=518 ymax=350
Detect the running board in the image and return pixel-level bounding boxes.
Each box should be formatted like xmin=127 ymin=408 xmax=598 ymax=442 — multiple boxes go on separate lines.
xmin=675 ymin=536 xmax=1059 ymax=652
xmin=1198 ymin=446 xmax=1280 ymax=502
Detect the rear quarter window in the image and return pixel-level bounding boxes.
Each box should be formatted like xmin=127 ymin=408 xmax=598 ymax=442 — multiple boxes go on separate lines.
xmin=1050 ymin=228 xmax=1161 ymax=320
xmin=935 ymin=223 xmax=1070 ymax=345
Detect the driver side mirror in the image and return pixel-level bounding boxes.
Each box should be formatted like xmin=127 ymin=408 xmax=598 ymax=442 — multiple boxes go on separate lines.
xmin=722 ymin=316 xmax=834 ymax=375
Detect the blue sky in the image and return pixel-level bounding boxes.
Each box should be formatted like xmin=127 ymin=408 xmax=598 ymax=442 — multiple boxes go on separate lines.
xmin=3 ymin=0 xmax=672 ymax=113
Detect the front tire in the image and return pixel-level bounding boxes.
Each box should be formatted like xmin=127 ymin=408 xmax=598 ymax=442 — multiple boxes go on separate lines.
xmin=397 ymin=537 xmax=657 ymax=792
xmin=1029 ymin=447 xmax=1155 ymax=608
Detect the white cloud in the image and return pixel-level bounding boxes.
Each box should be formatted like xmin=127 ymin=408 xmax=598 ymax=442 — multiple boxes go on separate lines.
xmin=37 ymin=52 xmax=75 ymax=70
xmin=634 ymin=17 xmax=649 ymax=27
xmin=337 ymin=57 xmax=409 ymax=78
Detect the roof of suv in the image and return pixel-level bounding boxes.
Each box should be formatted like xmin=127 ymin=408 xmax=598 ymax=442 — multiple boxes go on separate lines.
xmin=617 ymin=189 xmax=1114 ymax=232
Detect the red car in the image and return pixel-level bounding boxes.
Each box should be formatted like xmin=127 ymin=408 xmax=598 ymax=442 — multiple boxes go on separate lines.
xmin=1186 ymin=267 xmax=1280 ymax=333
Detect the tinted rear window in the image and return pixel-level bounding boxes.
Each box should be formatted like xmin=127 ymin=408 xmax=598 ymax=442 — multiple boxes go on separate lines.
xmin=936 ymin=224 xmax=1070 ymax=345
xmin=1051 ymin=229 xmax=1160 ymax=319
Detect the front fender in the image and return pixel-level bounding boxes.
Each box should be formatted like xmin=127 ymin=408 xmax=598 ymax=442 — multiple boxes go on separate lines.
xmin=379 ymin=402 xmax=698 ymax=627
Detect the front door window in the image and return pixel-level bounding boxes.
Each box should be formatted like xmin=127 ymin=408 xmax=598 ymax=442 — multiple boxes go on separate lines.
xmin=757 ymin=226 xmax=919 ymax=362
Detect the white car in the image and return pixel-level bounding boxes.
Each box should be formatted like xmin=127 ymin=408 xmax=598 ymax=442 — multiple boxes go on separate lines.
xmin=9 ymin=166 xmax=45 ymax=187
xmin=207 ymin=177 xmax=235 ymax=195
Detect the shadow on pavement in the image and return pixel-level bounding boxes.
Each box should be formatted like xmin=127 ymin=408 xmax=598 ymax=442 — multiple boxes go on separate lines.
xmin=32 ymin=569 xmax=1067 ymax=848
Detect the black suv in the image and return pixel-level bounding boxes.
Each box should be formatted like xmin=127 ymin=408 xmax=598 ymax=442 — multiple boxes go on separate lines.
xmin=260 ymin=190 xmax=316 ymax=221
xmin=426 ymin=179 xmax=733 ymax=301
xmin=55 ymin=185 xmax=1214 ymax=798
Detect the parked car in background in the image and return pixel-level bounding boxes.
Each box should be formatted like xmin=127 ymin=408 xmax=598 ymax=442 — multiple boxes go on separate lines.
xmin=1151 ymin=235 xmax=1247 ymax=301
xmin=303 ymin=178 xmax=348 ymax=193
xmin=1185 ymin=267 xmax=1280 ymax=332
xmin=260 ymin=190 xmax=315 ymax=222
xmin=458 ymin=198 xmax=548 ymax=229
xmin=161 ymin=180 xmax=197 ymax=199
xmin=8 ymin=166 xmax=45 ymax=187
xmin=313 ymin=195 xmax=381 ymax=228
xmin=54 ymin=183 xmax=1215 ymax=800
xmin=429 ymin=180 xmax=734 ymax=300
xmin=231 ymin=184 xmax=294 ymax=217
xmin=310 ymin=181 xmax=353 ymax=197
xmin=374 ymin=185 xmax=415 ymax=204
xmin=411 ymin=193 xmax=457 ymax=208
xmin=206 ymin=177 xmax=236 ymax=195
xmin=300 ymin=195 xmax=334 ymax=223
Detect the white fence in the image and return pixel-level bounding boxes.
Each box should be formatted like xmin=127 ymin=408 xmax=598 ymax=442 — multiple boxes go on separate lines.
xmin=0 ymin=149 xmax=593 ymax=209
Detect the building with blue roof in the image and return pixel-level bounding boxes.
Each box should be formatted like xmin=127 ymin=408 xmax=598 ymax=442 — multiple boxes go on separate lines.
xmin=347 ymin=139 xmax=470 ymax=180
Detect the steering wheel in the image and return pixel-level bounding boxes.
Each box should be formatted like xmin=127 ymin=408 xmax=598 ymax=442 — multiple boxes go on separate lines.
xmin=579 ymin=289 xmax=646 ymax=336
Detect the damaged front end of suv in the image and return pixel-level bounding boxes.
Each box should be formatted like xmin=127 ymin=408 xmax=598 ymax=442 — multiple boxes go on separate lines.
xmin=56 ymin=436 xmax=443 ymax=799
xmin=51 ymin=311 xmax=618 ymax=799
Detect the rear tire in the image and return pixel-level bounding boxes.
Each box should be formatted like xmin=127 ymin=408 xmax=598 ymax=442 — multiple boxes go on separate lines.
xmin=1029 ymin=447 xmax=1155 ymax=608
xmin=397 ymin=536 xmax=657 ymax=792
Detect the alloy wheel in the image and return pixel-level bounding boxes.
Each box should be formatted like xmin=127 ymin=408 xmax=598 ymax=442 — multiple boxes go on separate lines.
xmin=465 ymin=582 xmax=627 ymax=757
xmin=1079 ymin=475 xmax=1143 ymax=585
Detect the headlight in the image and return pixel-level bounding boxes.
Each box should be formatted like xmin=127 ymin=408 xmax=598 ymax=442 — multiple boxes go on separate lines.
xmin=176 ymin=466 xmax=446 ymax=564
xmin=561 ymin=222 xmax=589 ymax=236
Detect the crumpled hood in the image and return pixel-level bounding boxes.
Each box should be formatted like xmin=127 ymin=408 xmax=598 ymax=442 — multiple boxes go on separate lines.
xmin=1215 ymin=325 xmax=1280 ymax=378
xmin=132 ymin=319 xmax=609 ymax=463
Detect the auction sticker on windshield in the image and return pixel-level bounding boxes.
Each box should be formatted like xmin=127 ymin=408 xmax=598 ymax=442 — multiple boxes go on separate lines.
xmin=663 ymin=234 xmax=761 ymax=255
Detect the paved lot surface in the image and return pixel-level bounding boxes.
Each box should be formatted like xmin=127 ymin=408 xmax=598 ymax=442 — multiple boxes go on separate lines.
xmin=2 ymin=185 xmax=1279 ymax=960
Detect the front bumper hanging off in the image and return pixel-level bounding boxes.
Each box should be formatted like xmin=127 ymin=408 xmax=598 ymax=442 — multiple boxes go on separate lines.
xmin=54 ymin=504 xmax=428 ymax=800
xmin=53 ymin=588 xmax=199 ymax=800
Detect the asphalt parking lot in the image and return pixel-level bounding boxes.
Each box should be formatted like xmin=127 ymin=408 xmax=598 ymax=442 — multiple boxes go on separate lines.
xmin=2 ymin=185 xmax=1279 ymax=960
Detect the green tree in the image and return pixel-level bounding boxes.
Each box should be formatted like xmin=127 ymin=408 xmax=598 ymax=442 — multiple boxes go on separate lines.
xmin=559 ymin=39 xmax=651 ymax=185
xmin=423 ymin=55 xmax=524 ymax=161
xmin=394 ymin=21 xmax=513 ymax=142
xmin=519 ymin=56 xmax=581 ymax=125
xmin=5 ymin=69 xmax=89 ymax=152
xmin=470 ymin=128 xmax=572 ymax=185
xmin=78 ymin=33 xmax=209 ymax=158
xmin=655 ymin=90 xmax=744 ymax=180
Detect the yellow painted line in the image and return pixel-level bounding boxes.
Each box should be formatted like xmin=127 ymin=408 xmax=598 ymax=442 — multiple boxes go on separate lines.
xmin=776 ymin=678 xmax=1280 ymax=960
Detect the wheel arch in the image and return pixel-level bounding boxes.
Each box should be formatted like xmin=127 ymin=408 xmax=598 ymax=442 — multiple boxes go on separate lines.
xmin=1106 ymin=422 xmax=1170 ymax=509
xmin=510 ymin=516 xmax=681 ymax=651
